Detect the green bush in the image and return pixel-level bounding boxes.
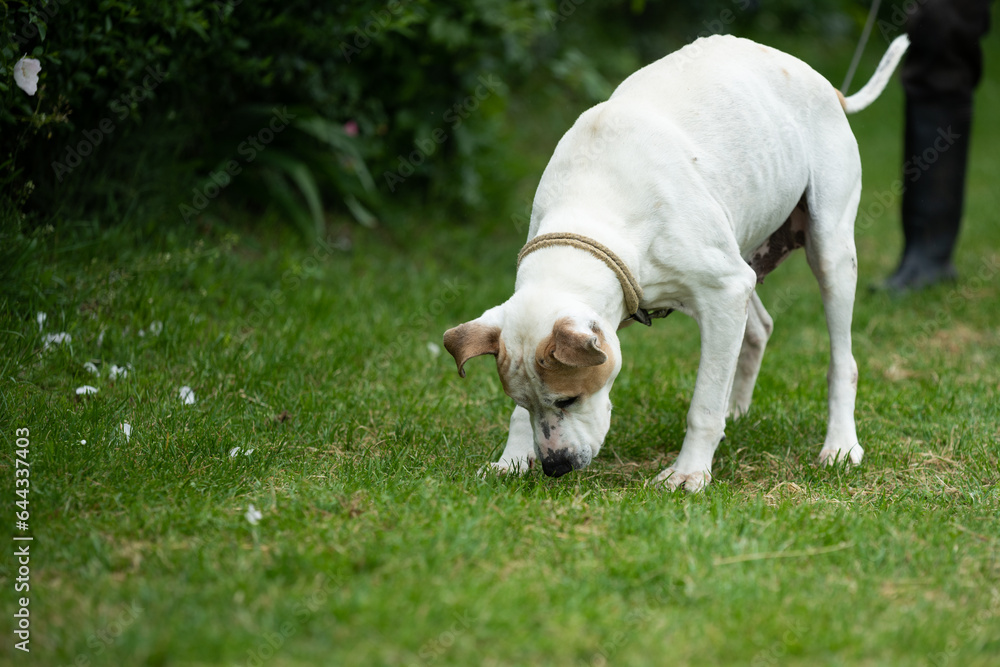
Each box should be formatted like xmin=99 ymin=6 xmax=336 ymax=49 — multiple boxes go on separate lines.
xmin=1 ymin=0 xmax=584 ymax=235
xmin=2 ymin=0 xmax=863 ymax=236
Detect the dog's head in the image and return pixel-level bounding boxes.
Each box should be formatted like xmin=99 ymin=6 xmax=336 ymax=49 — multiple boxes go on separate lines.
xmin=443 ymin=294 xmax=622 ymax=477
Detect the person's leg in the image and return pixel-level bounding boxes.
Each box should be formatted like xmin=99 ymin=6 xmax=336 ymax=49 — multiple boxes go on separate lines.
xmin=880 ymin=0 xmax=991 ymax=292
xmin=883 ymin=96 xmax=971 ymax=290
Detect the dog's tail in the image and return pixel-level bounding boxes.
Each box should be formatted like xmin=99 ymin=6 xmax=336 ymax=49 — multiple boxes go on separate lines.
xmin=837 ymin=34 xmax=910 ymax=114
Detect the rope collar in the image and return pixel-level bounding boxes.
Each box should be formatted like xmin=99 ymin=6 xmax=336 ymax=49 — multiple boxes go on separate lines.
xmin=517 ymin=232 xmax=651 ymax=322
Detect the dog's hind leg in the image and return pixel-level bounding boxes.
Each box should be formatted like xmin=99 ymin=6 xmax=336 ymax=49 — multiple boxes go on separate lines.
xmin=727 ymin=292 xmax=774 ymax=419
xmin=804 ymin=180 xmax=864 ymax=466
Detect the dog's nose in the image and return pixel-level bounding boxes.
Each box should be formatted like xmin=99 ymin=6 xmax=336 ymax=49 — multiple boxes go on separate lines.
xmin=541 ymin=453 xmax=574 ymax=478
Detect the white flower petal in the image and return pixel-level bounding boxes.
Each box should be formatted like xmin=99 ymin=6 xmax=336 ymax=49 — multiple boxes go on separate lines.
xmin=179 ymin=386 xmax=196 ymax=405
xmin=79 ymin=439 xmax=87 ymax=445
xmin=149 ymin=321 xmax=163 ymax=336
xmin=97 ymin=329 xmax=106 ymax=347
xmin=83 ymin=361 xmax=100 ymax=377
xmin=75 ymin=385 xmax=99 ymax=396
xmin=43 ymin=332 xmax=72 ymax=350
xmin=121 ymin=422 xmax=132 ymax=442
xmin=37 ymin=312 xmax=47 ymax=332
xmin=243 ymin=448 xmax=254 ymax=457
xmin=245 ymin=504 xmax=263 ymax=525
xmin=427 ymin=342 xmax=441 ymax=357
xmin=109 ymin=364 xmax=129 ymax=380
xmin=13 ymin=57 xmax=41 ymax=96
xmin=229 ymin=446 xmax=241 ymax=458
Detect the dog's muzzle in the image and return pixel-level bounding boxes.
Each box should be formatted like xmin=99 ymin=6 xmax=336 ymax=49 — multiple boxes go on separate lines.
xmin=540 ymin=449 xmax=588 ymax=478
xmin=541 ymin=455 xmax=573 ymax=478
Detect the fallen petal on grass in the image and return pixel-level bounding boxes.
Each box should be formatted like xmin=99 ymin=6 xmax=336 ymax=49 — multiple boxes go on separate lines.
xmin=76 ymin=385 xmax=99 ymax=396
xmin=37 ymin=312 xmax=47 ymax=331
xmin=179 ymin=386 xmax=196 ymax=405
xmin=150 ymin=321 xmax=163 ymax=336
xmin=109 ymin=364 xmax=130 ymax=380
xmin=245 ymin=504 xmax=262 ymax=525
xmin=229 ymin=446 xmax=241 ymax=458
xmin=121 ymin=422 xmax=132 ymax=442
xmin=43 ymin=332 xmax=72 ymax=350
xmin=83 ymin=362 xmax=100 ymax=377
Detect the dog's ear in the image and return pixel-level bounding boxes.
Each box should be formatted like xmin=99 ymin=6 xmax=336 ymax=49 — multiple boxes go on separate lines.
xmin=443 ymin=320 xmax=501 ymax=378
xmin=551 ymin=318 xmax=608 ymax=368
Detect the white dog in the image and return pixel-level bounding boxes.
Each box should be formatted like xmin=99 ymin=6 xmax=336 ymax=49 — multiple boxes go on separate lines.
xmin=444 ymin=34 xmax=910 ymax=491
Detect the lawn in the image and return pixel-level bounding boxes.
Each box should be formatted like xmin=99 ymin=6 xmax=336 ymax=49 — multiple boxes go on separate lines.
xmin=2 ymin=32 xmax=999 ymax=666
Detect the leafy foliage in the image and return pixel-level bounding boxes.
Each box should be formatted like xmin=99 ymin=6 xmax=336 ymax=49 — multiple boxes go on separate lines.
xmin=1 ymin=0 xmax=582 ymax=234
xmin=2 ymin=0 xmax=866 ymax=235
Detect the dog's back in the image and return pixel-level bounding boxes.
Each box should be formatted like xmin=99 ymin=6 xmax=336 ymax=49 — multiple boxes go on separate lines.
xmin=535 ymin=35 xmax=855 ymax=256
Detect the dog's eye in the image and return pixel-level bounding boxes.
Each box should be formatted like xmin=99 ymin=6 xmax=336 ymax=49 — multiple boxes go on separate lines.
xmin=554 ymin=396 xmax=579 ymax=410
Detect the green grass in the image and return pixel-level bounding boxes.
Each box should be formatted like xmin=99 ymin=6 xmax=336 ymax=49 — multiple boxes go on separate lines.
xmin=2 ymin=34 xmax=1000 ymax=666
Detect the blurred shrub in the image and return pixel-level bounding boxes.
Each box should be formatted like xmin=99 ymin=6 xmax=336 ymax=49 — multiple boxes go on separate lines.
xmin=2 ymin=0 xmax=863 ymax=237
xmin=1 ymin=0 xmax=582 ymax=236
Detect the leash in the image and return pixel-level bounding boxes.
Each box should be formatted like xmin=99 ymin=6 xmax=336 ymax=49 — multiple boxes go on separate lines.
xmin=518 ymin=232 xmax=671 ymax=325
xmin=841 ymin=0 xmax=883 ymax=94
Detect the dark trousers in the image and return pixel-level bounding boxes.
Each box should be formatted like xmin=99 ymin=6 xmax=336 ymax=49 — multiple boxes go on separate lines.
xmin=886 ymin=0 xmax=993 ymax=289
xmin=902 ymin=0 xmax=992 ymax=101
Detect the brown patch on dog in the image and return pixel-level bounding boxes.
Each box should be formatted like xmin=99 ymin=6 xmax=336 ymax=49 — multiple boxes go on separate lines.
xmin=443 ymin=322 xmax=500 ymax=378
xmin=534 ymin=318 xmax=614 ymax=397
xmin=551 ymin=318 xmax=607 ymax=368
xmin=836 ymin=89 xmax=847 ymax=110
xmin=749 ymin=194 xmax=809 ymax=283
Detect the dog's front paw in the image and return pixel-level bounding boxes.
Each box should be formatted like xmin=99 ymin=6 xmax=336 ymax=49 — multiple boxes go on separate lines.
xmin=652 ymin=467 xmax=712 ymax=493
xmin=819 ymin=442 xmax=864 ymax=467
xmin=478 ymin=456 xmax=535 ymax=478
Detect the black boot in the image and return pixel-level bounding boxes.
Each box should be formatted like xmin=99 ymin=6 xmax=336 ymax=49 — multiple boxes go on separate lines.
xmin=880 ymin=96 xmax=973 ymax=292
